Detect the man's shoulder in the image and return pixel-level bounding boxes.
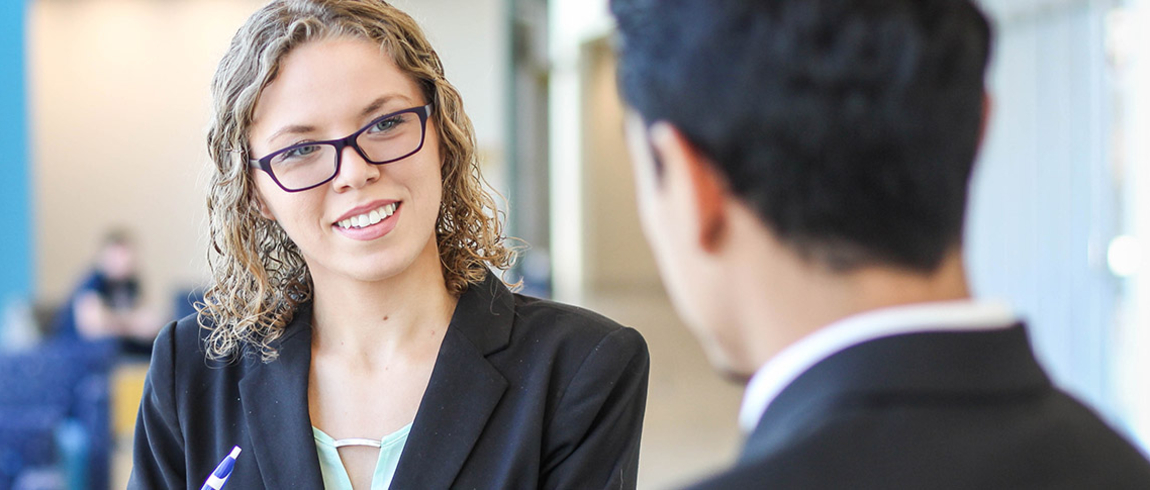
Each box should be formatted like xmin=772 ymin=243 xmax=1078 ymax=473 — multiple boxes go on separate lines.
xmin=685 ymin=382 xmax=1150 ymax=490
xmin=687 ymin=448 xmax=1150 ymax=490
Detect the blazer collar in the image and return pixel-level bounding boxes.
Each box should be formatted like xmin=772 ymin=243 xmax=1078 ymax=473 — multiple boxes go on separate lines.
xmin=441 ymin=272 xmax=516 ymax=356
xmin=237 ymin=302 xmax=324 ymax=489
xmin=390 ymin=272 xmax=513 ymax=487
xmin=740 ymin=324 xmax=1051 ymax=464
xmin=238 ymin=273 xmax=515 ymax=489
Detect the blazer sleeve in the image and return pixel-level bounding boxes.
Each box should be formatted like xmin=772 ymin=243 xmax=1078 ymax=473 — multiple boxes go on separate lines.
xmin=541 ymin=326 xmax=650 ymax=490
xmin=128 ymin=322 xmax=187 ymax=489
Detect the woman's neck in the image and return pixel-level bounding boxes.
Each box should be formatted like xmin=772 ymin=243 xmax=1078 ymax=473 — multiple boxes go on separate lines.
xmin=308 ymin=237 xmax=458 ymax=362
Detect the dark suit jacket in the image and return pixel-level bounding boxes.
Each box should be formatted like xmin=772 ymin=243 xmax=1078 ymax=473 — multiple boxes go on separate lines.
xmin=687 ymin=325 xmax=1150 ymax=489
xmin=129 ymin=274 xmax=649 ymax=489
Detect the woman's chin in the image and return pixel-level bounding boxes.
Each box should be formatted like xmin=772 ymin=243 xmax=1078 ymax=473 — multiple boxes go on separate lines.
xmin=303 ymin=227 xmax=443 ymax=286
xmin=346 ymin=260 xmax=412 ymax=283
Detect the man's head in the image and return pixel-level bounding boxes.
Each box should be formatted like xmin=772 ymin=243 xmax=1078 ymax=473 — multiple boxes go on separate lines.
xmin=98 ymin=228 xmax=136 ymax=281
xmin=613 ymin=0 xmax=992 ymax=373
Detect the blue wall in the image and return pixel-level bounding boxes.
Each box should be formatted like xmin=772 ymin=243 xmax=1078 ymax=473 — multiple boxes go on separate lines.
xmin=0 ymin=0 xmax=30 ymax=303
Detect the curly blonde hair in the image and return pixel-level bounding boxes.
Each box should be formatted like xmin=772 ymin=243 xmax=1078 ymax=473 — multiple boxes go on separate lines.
xmin=200 ymin=0 xmax=517 ymax=362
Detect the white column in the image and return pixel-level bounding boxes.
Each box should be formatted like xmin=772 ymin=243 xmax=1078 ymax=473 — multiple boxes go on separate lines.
xmin=547 ymin=0 xmax=612 ymax=305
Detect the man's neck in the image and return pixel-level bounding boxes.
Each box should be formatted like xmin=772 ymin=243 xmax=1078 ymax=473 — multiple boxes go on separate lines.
xmin=727 ymin=245 xmax=971 ymax=377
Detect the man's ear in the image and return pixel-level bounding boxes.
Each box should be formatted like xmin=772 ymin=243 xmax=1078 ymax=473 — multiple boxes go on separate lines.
xmin=648 ymin=122 xmax=728 ymax=252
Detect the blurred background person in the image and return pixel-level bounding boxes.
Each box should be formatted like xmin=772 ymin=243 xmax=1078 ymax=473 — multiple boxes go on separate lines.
xmin=52 ymin=229 xmax=160 ymax=357
xmin=0 ymin=229 xmax=157 ymax=490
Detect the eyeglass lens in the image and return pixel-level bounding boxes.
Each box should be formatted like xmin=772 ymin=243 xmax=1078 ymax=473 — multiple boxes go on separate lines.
xmin=268 ymin=109 xmax=425 ymax=190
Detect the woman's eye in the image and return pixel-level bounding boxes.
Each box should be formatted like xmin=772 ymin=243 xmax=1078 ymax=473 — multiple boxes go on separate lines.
xmin=370 ymin=116 xmax=403 ymax=133
xmin=286 ymin=145 xmax=319 ymax=158
xmin=274 ymin=144 xmax=321 ymax=164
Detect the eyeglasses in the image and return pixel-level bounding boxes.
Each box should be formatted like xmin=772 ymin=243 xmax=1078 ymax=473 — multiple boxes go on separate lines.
xmin=249 ymin=104 xmax=432 ymax=192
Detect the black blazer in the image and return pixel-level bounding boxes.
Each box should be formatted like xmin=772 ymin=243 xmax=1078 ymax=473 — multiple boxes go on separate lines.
xmin=129 ymin=274 xmax=649 ymax=489
xmin=687 ymin=325 xmax=1150 ymax=489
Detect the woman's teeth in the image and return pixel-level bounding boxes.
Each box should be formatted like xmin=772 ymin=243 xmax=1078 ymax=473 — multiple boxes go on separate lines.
xmin=337 ymin=203 xmax=398 ymax=229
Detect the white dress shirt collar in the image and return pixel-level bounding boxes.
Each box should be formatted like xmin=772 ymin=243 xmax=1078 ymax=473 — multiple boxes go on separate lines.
xmin=738 ymin=300 xmax=1016 ymax=433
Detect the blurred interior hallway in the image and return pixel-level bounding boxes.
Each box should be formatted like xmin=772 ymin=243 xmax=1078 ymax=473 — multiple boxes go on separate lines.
xmin=586 ymin=289 xmax=744 ymax=489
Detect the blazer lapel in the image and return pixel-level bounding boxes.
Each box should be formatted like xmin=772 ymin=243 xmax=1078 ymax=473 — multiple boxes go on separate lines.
xmin=389 ymin=274 xmax=514 ymax=489
xmin=741 ymin=324 xmax=1051 ymax=464
xmin=238 ymin=307 xmax=325 ymax=489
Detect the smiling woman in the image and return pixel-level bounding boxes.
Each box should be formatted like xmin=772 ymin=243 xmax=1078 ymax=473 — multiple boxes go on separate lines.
xmin=127 ymin=2 xmax=649 ymax=489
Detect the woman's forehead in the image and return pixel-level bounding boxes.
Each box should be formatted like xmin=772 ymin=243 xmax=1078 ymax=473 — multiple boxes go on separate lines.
xmin=249 ymin=37 xmax=422 ymax=138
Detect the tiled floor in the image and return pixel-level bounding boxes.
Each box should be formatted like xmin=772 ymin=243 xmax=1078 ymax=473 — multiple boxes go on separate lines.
xmin=111 ymin=287 xmax=745 ymax=489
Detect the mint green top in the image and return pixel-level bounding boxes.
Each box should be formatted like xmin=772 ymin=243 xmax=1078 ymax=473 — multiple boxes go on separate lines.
xmin=312 ymin=423 xmax=412 ymax=490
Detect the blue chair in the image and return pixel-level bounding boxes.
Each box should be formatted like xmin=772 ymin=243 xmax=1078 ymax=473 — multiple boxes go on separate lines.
xmin=0 ymin=340 xmax=115 ymax=490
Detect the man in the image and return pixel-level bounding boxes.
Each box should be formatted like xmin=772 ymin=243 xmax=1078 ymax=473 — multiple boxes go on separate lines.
xmin=611 ymin=0 xmax=1150 ymax=488
xmin=53 ymin=229 xmax=160 ymax=356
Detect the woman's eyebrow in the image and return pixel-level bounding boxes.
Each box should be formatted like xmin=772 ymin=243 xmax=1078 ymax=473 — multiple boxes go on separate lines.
xmin=265 ymin=94 xmax=414 ymax=143
xmin=268 ymin=124 xmax=317 ymax=143
xmin=360 ymin=94 xmax=413 ymax=118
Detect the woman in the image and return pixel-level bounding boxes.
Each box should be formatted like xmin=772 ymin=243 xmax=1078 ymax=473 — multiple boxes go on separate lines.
xmin=129 ymin=1 xmax=649 ymax=488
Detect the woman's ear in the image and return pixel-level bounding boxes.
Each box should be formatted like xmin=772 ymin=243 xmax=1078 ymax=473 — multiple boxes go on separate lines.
xmin=252 ymin=193 xmax=276 ymax=221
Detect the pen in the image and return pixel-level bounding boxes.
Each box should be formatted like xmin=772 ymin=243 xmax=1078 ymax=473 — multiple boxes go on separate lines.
xmin=201 ymin=446 xmax=242 ymax=490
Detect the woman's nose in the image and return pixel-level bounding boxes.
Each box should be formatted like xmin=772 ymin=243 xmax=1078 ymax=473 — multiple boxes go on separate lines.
xmin=331 ymin=144 xmax=380 ymax=191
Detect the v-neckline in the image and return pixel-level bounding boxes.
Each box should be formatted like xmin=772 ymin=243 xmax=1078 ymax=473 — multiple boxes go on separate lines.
xmin=312 ymin=423 xmax=413 ymax=489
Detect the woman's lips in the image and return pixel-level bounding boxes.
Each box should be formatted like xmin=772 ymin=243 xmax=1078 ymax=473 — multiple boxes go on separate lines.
xmin=332 ymin=202 xmax=402 ymax=241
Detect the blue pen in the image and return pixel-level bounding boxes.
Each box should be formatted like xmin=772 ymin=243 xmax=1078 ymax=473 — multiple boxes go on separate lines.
xmin=201 ymin=446 xmax=242 ymax=490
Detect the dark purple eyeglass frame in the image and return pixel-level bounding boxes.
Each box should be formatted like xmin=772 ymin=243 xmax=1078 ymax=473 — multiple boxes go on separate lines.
xmin=248 ymin=103 xmax=433 ymax=193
